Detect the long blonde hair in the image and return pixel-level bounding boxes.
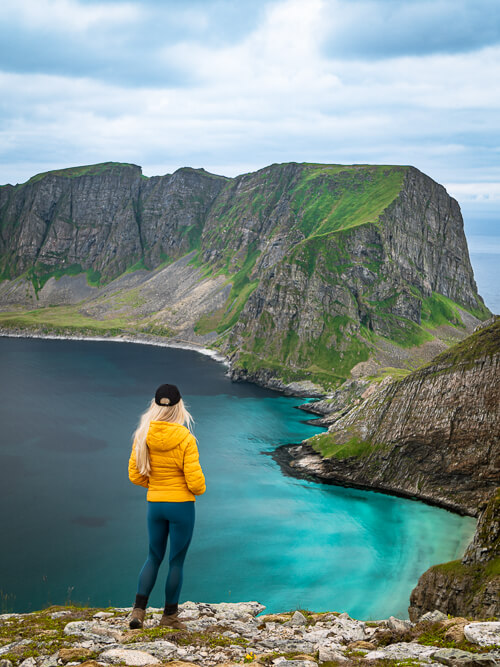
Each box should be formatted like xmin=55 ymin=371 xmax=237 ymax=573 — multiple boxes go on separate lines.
xmin=132 ymin=397 xmax=194 ymax=476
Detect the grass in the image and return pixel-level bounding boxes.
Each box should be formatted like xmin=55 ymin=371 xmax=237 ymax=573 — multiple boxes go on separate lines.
xmin=310 ymin=433 xmax=389 ymax=459
xmin=0 ymin=306 xmax=130 ymax=336
xmin=420 ymin=292 xmax=465 ymax=329
xmin=290 ymin=165 xmax=407 ymax=238
xmin=25 ymin=162 xmax=140 ymax=185
xmin=421 ymin=316 xmax=499 ymax=370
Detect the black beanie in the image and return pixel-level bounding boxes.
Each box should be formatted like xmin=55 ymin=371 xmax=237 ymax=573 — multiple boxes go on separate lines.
xmin=155 ymin=384 xmax=181 ymax=407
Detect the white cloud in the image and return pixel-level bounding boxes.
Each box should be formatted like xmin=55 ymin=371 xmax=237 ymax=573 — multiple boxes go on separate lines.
xmin=0 ymin=0 xmax=139 ymax=32
xmin=0 ymin=0 xmax=499 ymax=192
xmin=446 ymin=183 xmax=500 ymax=202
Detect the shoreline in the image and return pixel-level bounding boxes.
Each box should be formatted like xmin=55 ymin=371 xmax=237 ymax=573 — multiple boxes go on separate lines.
xmin=269 ymin=444 xmax=478 ymax=518
xmin=0 ymin=328 xmax=230 ymax=366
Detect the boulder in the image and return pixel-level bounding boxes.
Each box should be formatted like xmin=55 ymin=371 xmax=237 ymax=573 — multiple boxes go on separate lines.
xmin=465 ymin=622 xmax=500 ymax=647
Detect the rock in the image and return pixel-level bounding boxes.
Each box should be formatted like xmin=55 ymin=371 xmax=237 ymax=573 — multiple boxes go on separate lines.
xmin=163 ymin=663 xmax=200 ymax=667
xmin=79 ymin=662 xmax=102 ymax=667
xmin=364 ymin=641 xmax=438 ymax=662
xmin=433 ymin=648 xmax=498 ymax=666
xmin=285 ymin=611 xmax=308 ymax=627
xmin=38 ymin=654 xmax=59 ymax=667
xmin=99 ymin=648 xmax=160 ymax=665
xmin=464 ymin=622 xmax=500 ymax=646
xmin=386 ymin=616 xmax=412 ymax=633
xmin=0 ymin=660 xmax=13 ymax=667
xmin=50 ymin=610 xmax=73 ymax=618
xmin=58 ymin=648 xmax=94 ymax=663
xmin=18 ymin=659 xmax=36 ymax=667
xmin=121 ymin=641 xmax=178 ymax=661
xmin=443 ymin=618 xmax=469 ymax=643
xmin=63 ymin=620 xmax=123 ymax=642
xmin=419 ymin=610 xmax=448 ymax=623
xmin=327 ymin=615 xmax=367 ymax=643
xmin=272 ymin=659 xmax=317 ymax=667
xmin=347 ymin=640 xmax=377 ymax=650
xmin=318 ymin=645 xmax=348 ymax=662
xmin=0 ymin=640 xmax=32 ymax=657
xmin=93 ymin=612 xmax=114 ymax=619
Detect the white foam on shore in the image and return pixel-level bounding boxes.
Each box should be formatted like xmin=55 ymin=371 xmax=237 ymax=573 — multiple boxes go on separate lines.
xmin=0 ymin=330 xmax=230 ymax=366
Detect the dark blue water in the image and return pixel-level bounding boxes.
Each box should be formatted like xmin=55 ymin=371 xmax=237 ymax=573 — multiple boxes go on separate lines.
xmin=0 ymin=337 xmax=475 ymax=619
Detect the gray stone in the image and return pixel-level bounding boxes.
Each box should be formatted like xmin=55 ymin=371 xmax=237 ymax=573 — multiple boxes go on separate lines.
xmin=122 ymin=640 xmax=177 ymax=661
xmin=50 ymin=610 xmax=73 ymax=619
xmin=99 ymin=649 xmax=160 ymax=666
xmin=318 ymin=645 xmax=348 ymax=662
xmin=93 ymin=612 xmax=114 ymax=619
xmin=433 ymin=647 xmax=498 ymax=666
xmin=285 ymin=611 xmax=308 ymax=627
xmin=327 ymin=616 xmax=367 ymax=643
xmin=465 ymin=622 xmax=500 ymax=647
xmin=63 ymin=621 xmax=122 ymax=643
xmin=364 ymin=641 xmax=438 ymax=662
xmin=272 ymin=659 xmax=317 ymax=667
xmin=0 ymin=660 xmax=14 ymax=667
xmin=0 ymin=640 xmax=32 ymax=657
xmin=386 ymin=615 xmax=412 ymax=633
xmin=18 ymin=659 xmax=36 ymax=667
xmin=419 ymin=610 xmax=448 ymax=623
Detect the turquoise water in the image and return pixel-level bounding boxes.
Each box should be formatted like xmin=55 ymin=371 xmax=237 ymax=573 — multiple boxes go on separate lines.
xmin=0 ymin=337 xmax=475 ymax=619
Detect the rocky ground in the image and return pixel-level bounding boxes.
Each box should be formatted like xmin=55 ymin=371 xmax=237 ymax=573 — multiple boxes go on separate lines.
xmin=1 ymin=603 xmax=498 ymax=667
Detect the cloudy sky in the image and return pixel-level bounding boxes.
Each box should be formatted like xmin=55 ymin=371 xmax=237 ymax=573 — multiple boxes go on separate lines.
xmin=0 ymin=0 xmax=499 ymax=233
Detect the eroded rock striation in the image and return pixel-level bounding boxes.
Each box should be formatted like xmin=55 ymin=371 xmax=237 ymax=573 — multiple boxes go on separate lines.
xmin=0 ymin=161 xmax=490 ymax=390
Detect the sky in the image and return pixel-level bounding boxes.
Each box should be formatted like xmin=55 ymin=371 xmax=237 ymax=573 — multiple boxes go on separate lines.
xmin=0 ymin=0 xmax=499 ymax=235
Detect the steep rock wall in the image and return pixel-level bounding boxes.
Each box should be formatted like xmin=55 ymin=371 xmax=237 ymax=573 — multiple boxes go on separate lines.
xmin=273 ymin=318 xmax=500 ymax=515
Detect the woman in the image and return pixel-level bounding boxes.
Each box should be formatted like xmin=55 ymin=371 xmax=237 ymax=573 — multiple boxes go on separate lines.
xmin=128 ymin=383 xmax=206 ymax=630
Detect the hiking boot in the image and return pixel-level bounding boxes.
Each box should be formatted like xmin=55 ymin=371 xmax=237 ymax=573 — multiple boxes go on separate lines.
xmin=129 ymin=607 xmax=146 ymax=629
xmin=159 ymin=610 xmax=186 ymax=630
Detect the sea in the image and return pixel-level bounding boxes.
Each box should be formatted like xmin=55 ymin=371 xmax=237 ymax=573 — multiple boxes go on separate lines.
xmin=0 ymin=337 xmax=476 ymax=619
xmin=0 ymin=222 xmax=497 ymax=620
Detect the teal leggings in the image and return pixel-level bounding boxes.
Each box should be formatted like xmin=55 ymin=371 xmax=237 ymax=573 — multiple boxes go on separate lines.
xmin=137 ymin=501 xmax=195 ymax=604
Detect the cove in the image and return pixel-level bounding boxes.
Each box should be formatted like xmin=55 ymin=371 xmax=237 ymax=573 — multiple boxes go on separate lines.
xmin=0 ymin=336 xmax=476 ymax=619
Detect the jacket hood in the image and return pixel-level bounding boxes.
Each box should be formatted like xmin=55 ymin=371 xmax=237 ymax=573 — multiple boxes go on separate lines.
xmin=147 ymin=421 xmax=191 ymax=451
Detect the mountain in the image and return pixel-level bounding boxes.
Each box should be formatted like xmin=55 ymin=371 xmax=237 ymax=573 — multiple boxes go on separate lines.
xmin=272 ymin=316 xmax=500 ymax=618
xmin=0 ymin=161 xmax=490 ymax=391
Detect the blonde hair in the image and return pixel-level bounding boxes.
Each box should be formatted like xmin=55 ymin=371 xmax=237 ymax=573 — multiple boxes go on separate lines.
xmin=132 ymin=397 xmax=194 ymax=476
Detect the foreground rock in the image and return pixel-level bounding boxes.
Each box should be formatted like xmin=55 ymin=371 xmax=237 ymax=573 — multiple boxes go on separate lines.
xmin=0 ymin=603 xmax=498 ymax=667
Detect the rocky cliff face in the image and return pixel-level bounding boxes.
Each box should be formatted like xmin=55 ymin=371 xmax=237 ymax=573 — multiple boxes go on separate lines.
xmin=0 ymin=161 xmax=489 ymax=389
xmin=0 ymin=163 xmax=227 ymax=283
xmin=273 ymin=317 xmax=500 ymax=515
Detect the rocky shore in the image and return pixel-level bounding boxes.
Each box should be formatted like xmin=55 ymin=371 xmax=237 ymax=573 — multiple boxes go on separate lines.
xmin=1 ymin=603 xmax=499 ymax=667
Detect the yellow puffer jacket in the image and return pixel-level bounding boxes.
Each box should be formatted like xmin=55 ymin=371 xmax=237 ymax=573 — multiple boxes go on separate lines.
xmin=128 ymin=421 xmax=206 ymax=502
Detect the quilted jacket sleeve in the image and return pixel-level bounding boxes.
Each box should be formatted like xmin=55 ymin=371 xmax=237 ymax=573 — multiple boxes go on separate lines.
xmin=128 ymin=443 xmax=149 ymax=488
xmin=183 ymin=435 xmax=206 ymax=496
